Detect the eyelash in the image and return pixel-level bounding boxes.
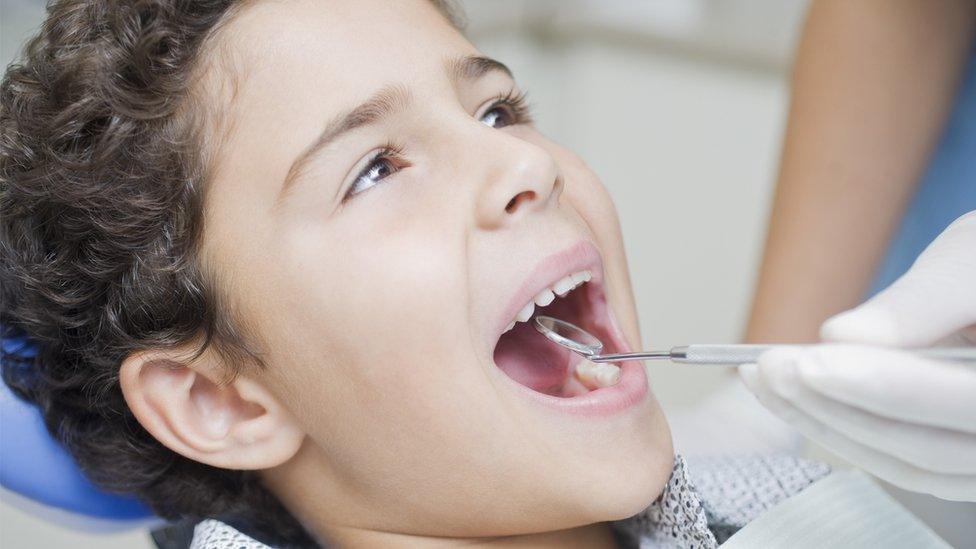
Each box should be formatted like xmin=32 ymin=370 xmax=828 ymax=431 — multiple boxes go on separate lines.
xmin=341 ymin=90 xmax=533 ymax=202
xmin=342 ymin=141 xmax=406 ymax=202
xmin=482 ymin=89 xmax=533 ymax=128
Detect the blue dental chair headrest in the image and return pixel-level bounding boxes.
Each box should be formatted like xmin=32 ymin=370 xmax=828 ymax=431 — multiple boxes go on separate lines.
xmin=0 ymin=328 xmax=157 ymax=532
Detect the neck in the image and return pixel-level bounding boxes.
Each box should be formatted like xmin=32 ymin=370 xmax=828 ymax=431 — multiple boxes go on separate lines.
xmin=262 ymin=443 xmax=621 ymax=549
xmin=324 ymin=521 xmax=620 ymax=548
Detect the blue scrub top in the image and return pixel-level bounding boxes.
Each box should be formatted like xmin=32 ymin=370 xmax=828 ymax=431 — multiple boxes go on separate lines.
xmin=868 ymin=43 xmax=976 ymax=296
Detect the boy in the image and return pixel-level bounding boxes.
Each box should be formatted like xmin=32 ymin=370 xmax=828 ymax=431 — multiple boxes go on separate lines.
xmin=2 ymin=1 xmax=672 ymax=545
xmin=1 ymin=1 xmax=947 ymax=547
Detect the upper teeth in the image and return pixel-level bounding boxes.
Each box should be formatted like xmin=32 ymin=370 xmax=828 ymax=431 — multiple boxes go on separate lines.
xmin=503 ymin=270 xmax=592 ymax=333
xmin=534 ymin=288 xmax=555 ymax=307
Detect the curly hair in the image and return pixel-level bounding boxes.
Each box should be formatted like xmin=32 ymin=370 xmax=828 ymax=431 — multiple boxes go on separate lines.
xmin=0 ymin=0 xmax=462 ymax=545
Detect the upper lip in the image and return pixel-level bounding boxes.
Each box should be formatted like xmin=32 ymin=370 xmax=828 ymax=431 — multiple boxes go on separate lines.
xmin=494 ymin=240 xmax=604 ymax=340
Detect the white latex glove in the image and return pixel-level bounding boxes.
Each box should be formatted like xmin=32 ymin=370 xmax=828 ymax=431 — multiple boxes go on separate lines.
xmin=739 ymin=211 xmax=976 ymax=501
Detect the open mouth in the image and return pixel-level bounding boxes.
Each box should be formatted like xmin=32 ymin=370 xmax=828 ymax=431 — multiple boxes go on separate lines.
xmin=492 ymin=268 xmax=623 ymax=398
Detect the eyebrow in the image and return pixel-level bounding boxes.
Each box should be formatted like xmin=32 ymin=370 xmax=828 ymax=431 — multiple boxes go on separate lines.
xmin=447 ymin=54 xmax=512 ymax=83
xmin=277 ymin=55 xmax=514 ymax=203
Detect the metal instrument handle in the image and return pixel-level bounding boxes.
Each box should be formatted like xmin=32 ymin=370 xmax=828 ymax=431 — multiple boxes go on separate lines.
xmin=590 ymin=344 xmax=976 ymax=365
xmin=671 ymin=344 xmax=773 ymax=364
xmin=673 ymin=344 xmax=976 ymax=365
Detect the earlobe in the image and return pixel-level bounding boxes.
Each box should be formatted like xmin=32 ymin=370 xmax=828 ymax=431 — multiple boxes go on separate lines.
xmin=119 ymin=346 xmax=304 ymax=470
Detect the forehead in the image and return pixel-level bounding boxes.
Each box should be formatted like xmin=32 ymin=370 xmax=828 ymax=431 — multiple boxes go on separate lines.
xmin=201 ymin=0 xmax=477 ymax=186
xmin=218 ymin=0 xmax=473 ymax=103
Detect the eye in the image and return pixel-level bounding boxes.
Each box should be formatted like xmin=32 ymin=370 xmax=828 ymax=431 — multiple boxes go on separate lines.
xmin=479 ymin=89 xmax=532 ymax=129
xmin=343 ymin=145 xmax=405 ymax=201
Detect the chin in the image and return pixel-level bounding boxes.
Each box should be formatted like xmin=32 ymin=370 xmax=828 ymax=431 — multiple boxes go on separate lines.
xmin=611 ymin=451 xmax=673 ymax=520
xmin=586 ymin=420 xmax=674 ymax=522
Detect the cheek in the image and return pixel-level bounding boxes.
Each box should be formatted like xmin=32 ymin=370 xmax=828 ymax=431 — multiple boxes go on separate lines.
xmin=553 ymin=147 xmax=642 ymax=340
xmin=252 ymin=208 xmax=506 ymax=476
xmin=563 ymin=157 xmax=622 ymax=239
xmin=270 ymin=220 xmax=470 ymax=395
xmin=523 ymin=133 xmax=624 ymax=251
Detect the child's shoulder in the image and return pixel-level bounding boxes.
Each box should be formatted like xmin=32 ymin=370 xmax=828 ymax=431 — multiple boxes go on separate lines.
xmin=612 ymin=454 xmax=830 ymax=548
xmin=189 ymin=519 xmax=274 ymax=549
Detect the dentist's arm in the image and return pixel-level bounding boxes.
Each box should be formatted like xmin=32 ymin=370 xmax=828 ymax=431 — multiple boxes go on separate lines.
xmin=741 ymin=211 xmax=976 ymax=502
xmin=745 ymin=0 xmax=976 ymax=343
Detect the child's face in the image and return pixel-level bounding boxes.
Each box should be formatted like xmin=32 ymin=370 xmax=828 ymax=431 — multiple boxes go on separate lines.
xmin=200 ymin=0 xmax=672 ymax=536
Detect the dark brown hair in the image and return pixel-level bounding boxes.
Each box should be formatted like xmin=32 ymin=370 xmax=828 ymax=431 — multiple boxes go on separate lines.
xmin=0 ymin=0 xmax=461 ymax=545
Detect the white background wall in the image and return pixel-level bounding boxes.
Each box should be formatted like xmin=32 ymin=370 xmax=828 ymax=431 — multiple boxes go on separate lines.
xmin=2 ymin=0 xmax=972 ymax=547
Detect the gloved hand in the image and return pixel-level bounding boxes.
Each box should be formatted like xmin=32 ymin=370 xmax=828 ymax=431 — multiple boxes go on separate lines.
xmin=739 ymin=211 xmax=976 ymax=502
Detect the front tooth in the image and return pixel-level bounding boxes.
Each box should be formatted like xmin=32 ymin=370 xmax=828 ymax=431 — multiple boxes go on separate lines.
xmin=570 ymin=271 xmax=590 ymax=285
xmin=552 ymin=275 xmax=575 ymax=296
xmin=533 ymin=288 xmax=555 ymax=307
xmin=515 ymin=301 xmax=535 ymax=323
xmin=574 ymin=359 xmax=622 ymax=389
xmin=504 ymin=321 xmax=516 ymax=333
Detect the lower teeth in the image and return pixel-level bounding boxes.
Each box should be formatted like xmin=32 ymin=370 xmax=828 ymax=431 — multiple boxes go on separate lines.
xmin=574 ymin=359 xmax=621 ymax=390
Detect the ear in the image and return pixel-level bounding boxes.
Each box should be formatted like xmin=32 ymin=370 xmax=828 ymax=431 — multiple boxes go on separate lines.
xmin=119 ymin=344 xmax=304 ymax=470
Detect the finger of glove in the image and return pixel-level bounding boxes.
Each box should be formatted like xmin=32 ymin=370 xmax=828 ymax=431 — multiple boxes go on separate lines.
xmin=821 ymin=211 xmax=976 ymax=347
xmin=753 ymin=350 xmax=976 ymax=473
xmin=739 ymin=364 xmax=976 ymax=501
xmin=764 ymin=362 xmax=976 ymax=475
xmin=739 ymin=363 xmax=807 ymax=423
xmin=790 ymin=345 xmax=976 ymax=433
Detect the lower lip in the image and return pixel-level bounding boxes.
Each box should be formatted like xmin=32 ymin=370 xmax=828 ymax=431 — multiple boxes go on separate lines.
xmin=496 ymin=317 xmax=649 ymax=417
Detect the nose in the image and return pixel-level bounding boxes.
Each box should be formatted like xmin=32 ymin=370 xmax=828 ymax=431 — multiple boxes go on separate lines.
xmin=473 ymin=131 xmax=562 ymax=230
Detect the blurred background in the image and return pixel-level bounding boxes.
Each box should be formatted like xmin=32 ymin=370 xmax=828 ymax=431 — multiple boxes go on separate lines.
xmin=2 ymin=0 xmax=973 ymax=547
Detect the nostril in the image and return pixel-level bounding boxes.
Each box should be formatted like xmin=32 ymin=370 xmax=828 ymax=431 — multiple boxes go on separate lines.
xmin=505 ymin=190 xmax=536 ymax=214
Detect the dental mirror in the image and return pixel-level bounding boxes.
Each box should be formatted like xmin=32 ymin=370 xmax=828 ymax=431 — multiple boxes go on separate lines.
xmin=533 ymin=315 xmax=976 ymax=365
xmin=533 ymin=316 xmax=670 ymax=363
xmin=533 ymin=316 xmax=604 ymax=357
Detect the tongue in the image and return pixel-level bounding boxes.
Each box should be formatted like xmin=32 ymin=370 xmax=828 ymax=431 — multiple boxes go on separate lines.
xmin=493 ymin=320 xmax=573 ymax=395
